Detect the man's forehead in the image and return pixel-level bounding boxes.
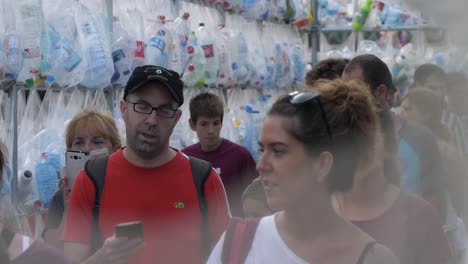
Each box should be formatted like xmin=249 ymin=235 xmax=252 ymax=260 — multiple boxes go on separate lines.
xmin=342 ymin=67 xmax=364 ymax=82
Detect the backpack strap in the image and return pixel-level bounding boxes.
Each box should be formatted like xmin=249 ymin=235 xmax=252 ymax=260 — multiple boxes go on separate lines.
xmin=189 ymin=156 xmax=213 ymax=261
xmin=221 ymin=217 xmax=261 ymax=264
xmin=84 ymin=156 xmax=109 ymax=253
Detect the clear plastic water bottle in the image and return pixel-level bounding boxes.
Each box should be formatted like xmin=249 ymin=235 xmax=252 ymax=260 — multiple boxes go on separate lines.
xmin=196 ymin=23 xmax=219 ymax=87
xmin=3 ymin=32 xmax=23 ymax=80
xmin=352 ymin=0 xmax=373 ymax=31
xmin=111 ymin=18 xmax=132 ymax=84
xmin=233 ymin=32 xmax=250 ymax=86
xmin=292 ymin=44 xmax=305 ymax=85
xmin=145 ymin=16 xmax=169 ymax=67
xmin=182 ymin=32 xmax=206 ymax=87
xmin=173 ymin=13 xmax=191 ymax=71
xmin=47 ymin=24 xmax=82 ymax=86
xmin=17 ymin=0 xmax=43 ymax=83
xmin=76 ymin=4 xmax=113 ymax=90
xmin=318 ymin=0 xmax=329 ymax=25
xmin=35 ymin=153 xmax=60 ymax=208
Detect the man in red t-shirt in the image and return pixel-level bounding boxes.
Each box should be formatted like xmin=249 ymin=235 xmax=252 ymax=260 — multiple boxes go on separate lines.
xmin=63 ymin=66 xmax=229 ymax=264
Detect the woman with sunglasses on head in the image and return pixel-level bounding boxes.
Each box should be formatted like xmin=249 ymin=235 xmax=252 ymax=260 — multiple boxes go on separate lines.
xmin=207 ymin=80 xmax=398 ymax=264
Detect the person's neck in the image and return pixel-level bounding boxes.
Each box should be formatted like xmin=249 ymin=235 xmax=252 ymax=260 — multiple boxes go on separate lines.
xmin=200 ymin=138 xmax=223 ymax=152
xmin=279 ymin=195 xmax=342 ymax=242
xmin=332 ymin=166 xmax=399 ymax=221
xmin=123 ymin=146 xmax=176 ymax=168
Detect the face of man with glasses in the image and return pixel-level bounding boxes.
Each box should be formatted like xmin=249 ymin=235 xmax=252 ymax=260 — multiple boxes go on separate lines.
xmin=121 ymin=82 xmax=181 ymax=156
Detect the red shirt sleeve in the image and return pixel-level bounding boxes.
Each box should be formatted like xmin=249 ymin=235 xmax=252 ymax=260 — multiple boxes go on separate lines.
xmin=62 ymin=170 xmax=96 ymax=244
xmin=204 ymin=169 xmax=230 ymax=245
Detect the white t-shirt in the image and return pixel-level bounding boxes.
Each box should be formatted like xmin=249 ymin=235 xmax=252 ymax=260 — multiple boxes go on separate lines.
xmin=207 ymin=214 xmax=308 ymax=264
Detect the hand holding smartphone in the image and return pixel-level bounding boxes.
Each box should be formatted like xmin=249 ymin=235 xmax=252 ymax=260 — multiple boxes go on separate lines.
xmin=115 ymin=221 xmax=144 ymax=240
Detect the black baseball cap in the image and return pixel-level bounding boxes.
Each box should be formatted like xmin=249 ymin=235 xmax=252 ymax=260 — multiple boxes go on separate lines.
xmin=124 ymin=65 xmax=184 ymax=106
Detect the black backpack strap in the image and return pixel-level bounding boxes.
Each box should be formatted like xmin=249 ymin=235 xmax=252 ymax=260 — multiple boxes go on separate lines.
xmin=84 ymin=156 xmax=109 ymax=253
xmin=189 ymin=156 xmax=213 ymax=262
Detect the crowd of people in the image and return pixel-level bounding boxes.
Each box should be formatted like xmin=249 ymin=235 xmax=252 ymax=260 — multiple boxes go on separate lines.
xmin=0 ymin=56 xmax=466 ymax=264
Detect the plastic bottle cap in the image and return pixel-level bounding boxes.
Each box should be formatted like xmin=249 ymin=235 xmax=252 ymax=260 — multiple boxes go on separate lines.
xmin=182 ymin=13 xmax=190 ymax=20
xmin=199 ymin=23 xmax=205 ymax=27
xmin=187 ymin=46 xmax=194 ymax=54
xmin=188 ymin=65 xmax=195 ymax=72
xmin=24 ymin=170 xmax=32 ymax=178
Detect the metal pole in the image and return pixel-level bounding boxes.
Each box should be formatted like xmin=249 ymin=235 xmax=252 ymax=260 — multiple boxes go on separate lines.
xmin=311 ymin=0 xmax=319 ymax=65
xmin=11 ymin=83 xmax=18 ymax=205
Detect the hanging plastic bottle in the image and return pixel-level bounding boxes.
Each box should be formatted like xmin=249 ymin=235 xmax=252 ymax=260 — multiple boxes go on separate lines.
xmin=47 ymin=24 xmax=82 ymax=87
xmin=3 ymin=32 xmax=23 ymax=80
xmin=366 ymin=0 xmax=385 ymax=28
xmin=292 ymin=43 xmax=305 ymax=85
xmin=172 ymin=12 xmax=191 ymax=72
xmin=125 ymin=8 xmax=145 ymax=69
xmin=182 ymin=32 xmax=206 ymax=87
xmin=17 ymin=0 xmax=43 ymax=85
xmin=250 ymin=49 xmax=267 ymax=89
xmin=111 ymin=17 xmax=132 ymax=85
xmin=196 ymin=23 xmax=219 ymax=87
xmin=216 ymin=24 xmax=235 ymax=89
xmin=76 ymin=3 xmax=113 ymax=90
xmin=34 ymin=152 xmax=60 ymax=208
xmin=352 ymin=0 xmax=373 ymax=31
xmin=233 ymin=32 xmax=250 ymax=86
xmin=318 ymin=0 xmax=329 ymax=25
xmin=145 ymin=16 xmax=169 ymax=67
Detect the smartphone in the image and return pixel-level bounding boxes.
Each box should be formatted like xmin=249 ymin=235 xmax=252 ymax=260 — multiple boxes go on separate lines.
xmin=65 ymin=150 xmax=88 ymax=189
xmin=65 ymin=148 xmax=109 ymax=189
xmin=115 ymin=221 xmax=144 ymax=239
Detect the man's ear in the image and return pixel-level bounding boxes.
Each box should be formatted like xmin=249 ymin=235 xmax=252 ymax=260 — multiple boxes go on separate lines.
xmin=189 ymin=118 xmax=196 ymax=131
xmin=374 ymin=84 xmax=389 ymax=107
xmin=120 ymin=100 xmax=128 ymax=119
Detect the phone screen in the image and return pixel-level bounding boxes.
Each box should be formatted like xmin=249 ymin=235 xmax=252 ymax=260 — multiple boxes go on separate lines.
xmin=115 ymin=221 xmax=143 ymax=239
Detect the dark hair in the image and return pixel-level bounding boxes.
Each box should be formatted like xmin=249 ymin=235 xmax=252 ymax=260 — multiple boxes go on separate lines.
xmin=414 ymin=63 xmax=446 ymax=86
xmin=269 ymin=80 xmax=379 ymax=193
xmin=404 ymin=88 xmax=451 ymax=141
xmin=305 ymin=58 xmax=347 ymax=86
xmin=344 ymin=54 xmax=394 ymax=93
xmin=189 ymin=92 xmax=224 ymax=123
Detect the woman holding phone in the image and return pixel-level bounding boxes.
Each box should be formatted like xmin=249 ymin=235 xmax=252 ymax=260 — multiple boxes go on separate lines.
xmin=43 ymin=108 xmax=121 ymax=249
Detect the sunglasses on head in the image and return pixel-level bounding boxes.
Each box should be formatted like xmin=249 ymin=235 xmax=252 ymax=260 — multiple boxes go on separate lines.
xmin=289 ymin=91 xmax=333 ymax=141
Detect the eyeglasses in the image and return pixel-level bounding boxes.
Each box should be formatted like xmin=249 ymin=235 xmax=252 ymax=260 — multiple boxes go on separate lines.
xmin=126 ymin=101 xmax=178 ymax=118
xmin=289 ymin=91 xmax=333 ymax=141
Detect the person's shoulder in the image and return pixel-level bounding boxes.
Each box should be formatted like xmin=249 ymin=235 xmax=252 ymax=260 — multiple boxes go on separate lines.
xmin=181 ymin=143 xmax=201 ymax=154
xmin=361 ymin=243 xmax=399 ymax=264
xmin=222 ymin=139 xmax=253 ymax=156
xmin=400 ymin=117 xmax=436 ymax=141
xmin=400 ymin=190 xmax=440 ymax=219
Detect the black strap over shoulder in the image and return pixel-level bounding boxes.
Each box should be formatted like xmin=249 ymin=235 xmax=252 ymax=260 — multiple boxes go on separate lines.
xmin=189 ymin=156 xmax=213 ymax=262
xmin=84 ymin=156 xmax=109 ymax=253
